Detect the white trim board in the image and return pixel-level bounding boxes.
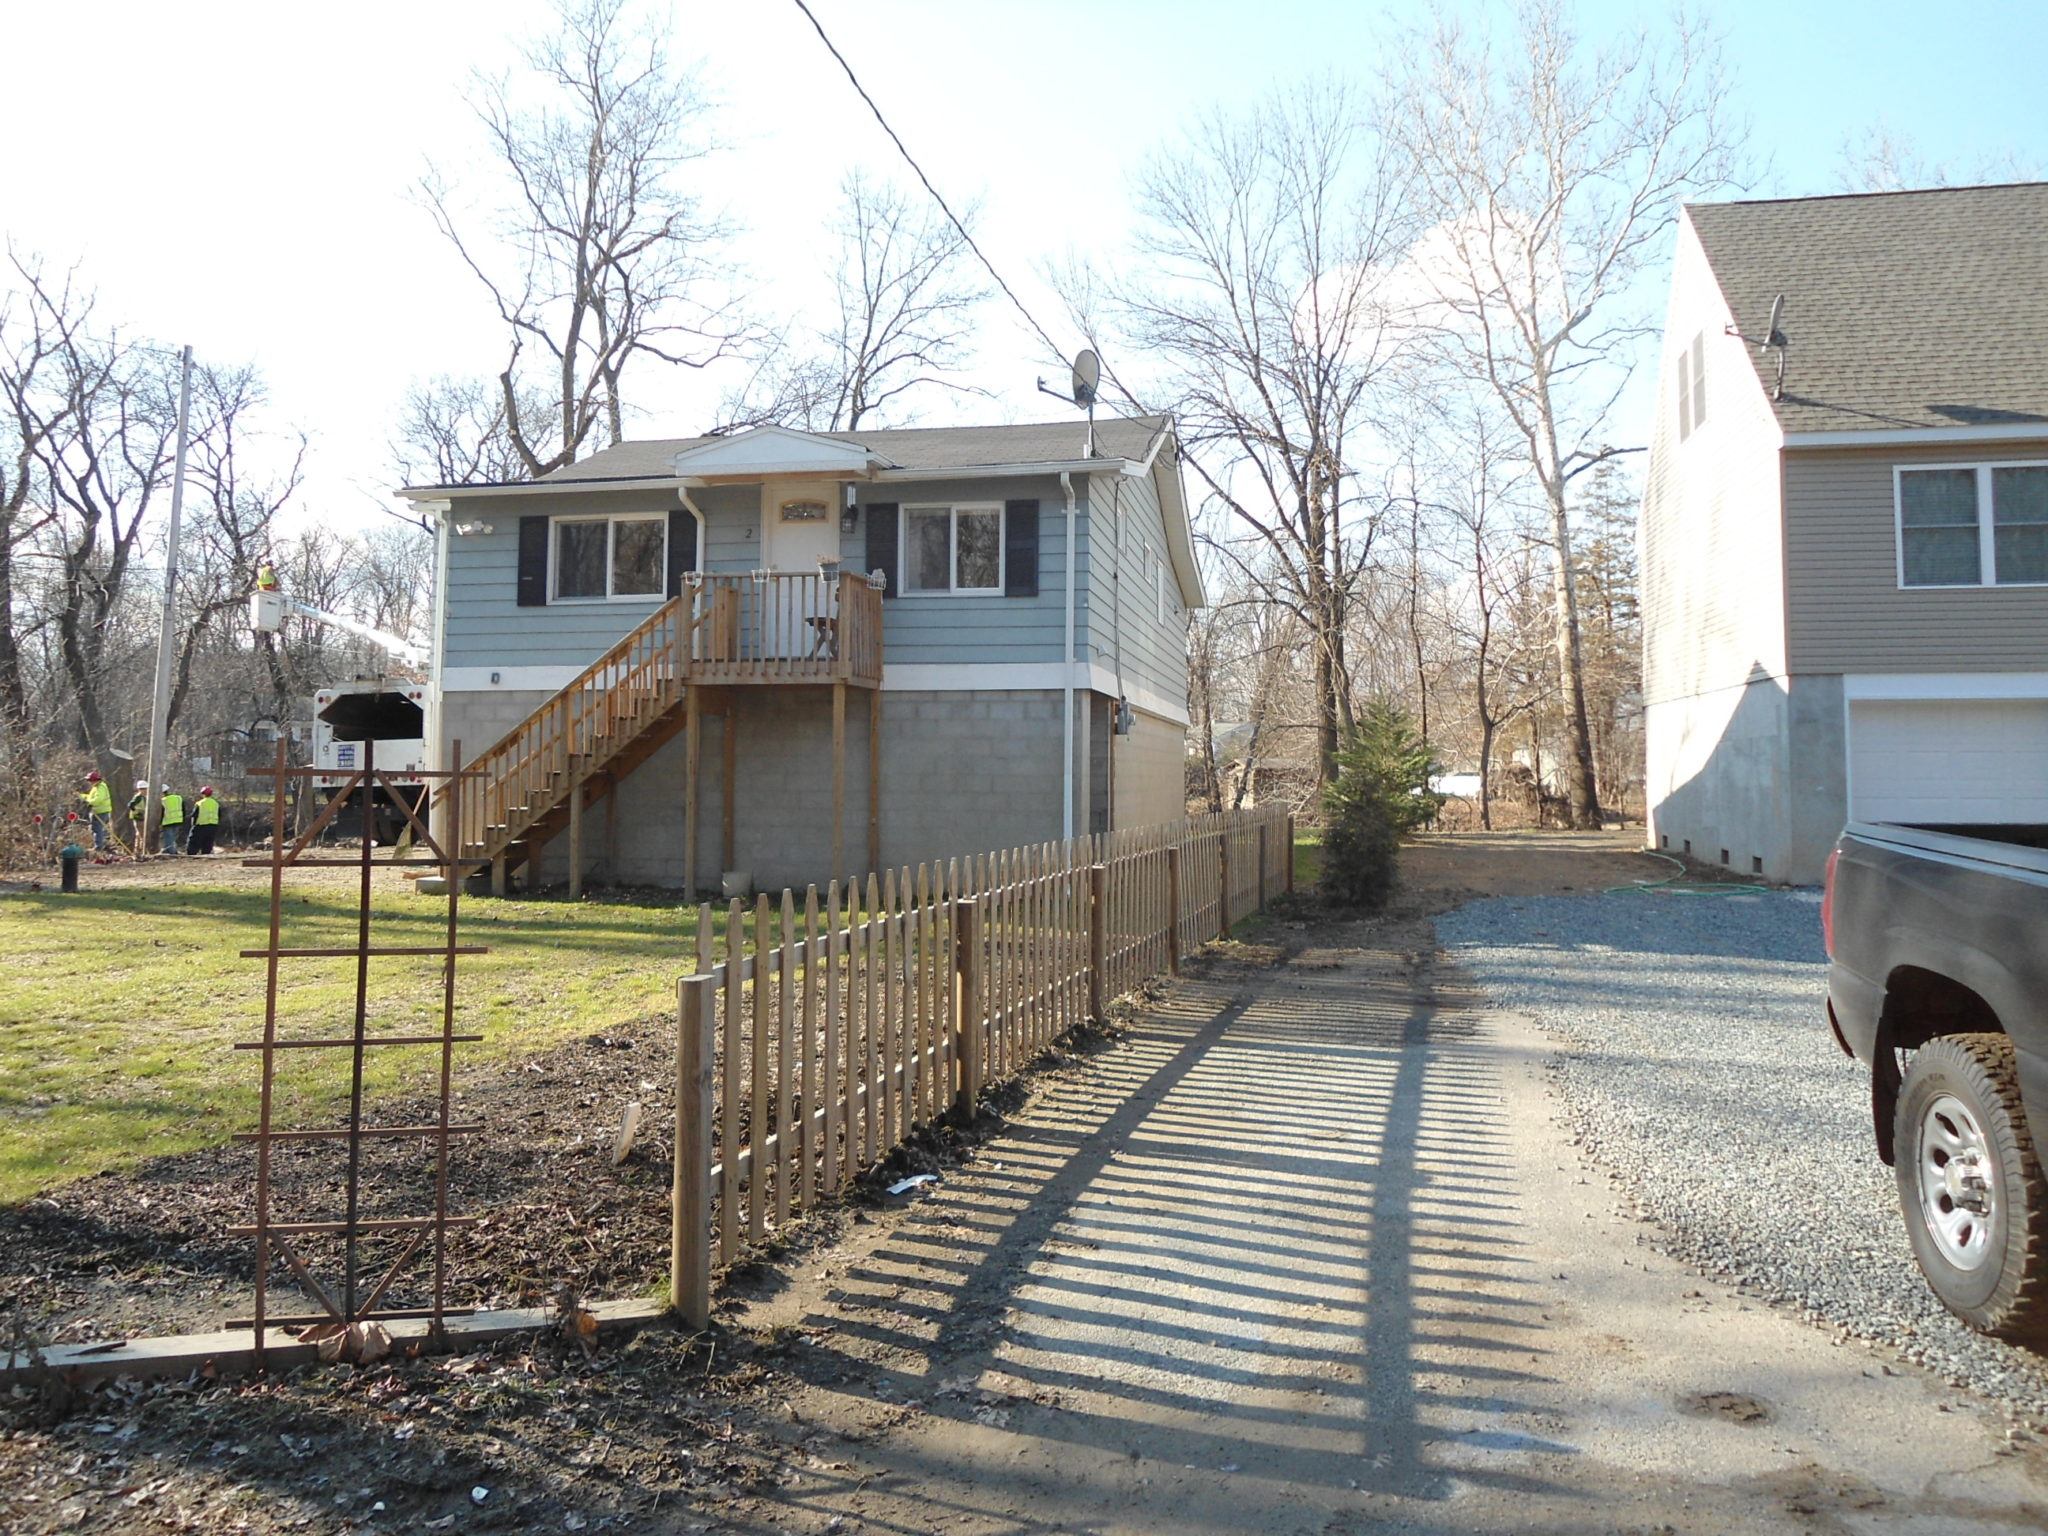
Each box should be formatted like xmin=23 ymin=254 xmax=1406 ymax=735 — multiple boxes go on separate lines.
xmin=881 ymin=663 xmax=1189 ymax=725
xmin=1842 ymin=672 xmax=2048 ymax=701
xmin=442 ymin=662 xmax=1190 ymax=725
xmin=1786 ymin=424 xmax=2048 ymax=449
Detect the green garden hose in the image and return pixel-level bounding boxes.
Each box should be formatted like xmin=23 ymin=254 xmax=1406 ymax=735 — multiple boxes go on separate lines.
xmin=1605 ymin=850 xmax=1772 ymax=897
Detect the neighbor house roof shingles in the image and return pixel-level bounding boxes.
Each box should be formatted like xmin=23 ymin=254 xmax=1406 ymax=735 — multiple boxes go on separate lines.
xmin=1687 ymin=182 xmax=2048 ymax=435
xmin=539 ymin=415 xmax=1172 ymax=483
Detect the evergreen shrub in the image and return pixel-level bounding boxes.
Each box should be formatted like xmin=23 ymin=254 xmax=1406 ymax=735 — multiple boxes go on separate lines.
xmin=1319 ymin=700 xmax=1442 ymax=909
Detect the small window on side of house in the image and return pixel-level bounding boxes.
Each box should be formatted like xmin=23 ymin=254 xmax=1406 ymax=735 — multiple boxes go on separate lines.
xmin=1691 ymin=331 xmax=1706 ymax=429
xmin=1676 ymin=346 xmax=1693 ymax=441
xmin=1899 ymin=468 xmax=1982 ymax=586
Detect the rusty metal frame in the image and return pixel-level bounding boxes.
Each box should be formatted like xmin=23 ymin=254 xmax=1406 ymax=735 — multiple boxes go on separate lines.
xmin=235 ymin=738 xmax=491 ymax=1365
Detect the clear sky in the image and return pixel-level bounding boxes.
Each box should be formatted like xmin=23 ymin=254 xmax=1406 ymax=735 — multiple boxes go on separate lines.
xmin=3 ymin=0 xmax=2042 ymax=531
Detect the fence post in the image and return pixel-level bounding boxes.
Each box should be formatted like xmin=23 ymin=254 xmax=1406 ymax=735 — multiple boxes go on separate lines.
xmin=671 ymin=973 xmax=715 ymax=1328
xmin=954 ymin=897 xmax=984 ymax=1120
xmin=1087 ymin=863 xmax=1109 ymax=1019
xmin=1218 ymin=832 xmax=1233 ymax=938
xmin=1285 ymin=813 xmax=1296 ymax=894
xmin=1257 ymin=822 xmax=1269 ymax=911
xmin=1165 ymin=844 xmax=1183 ymax=975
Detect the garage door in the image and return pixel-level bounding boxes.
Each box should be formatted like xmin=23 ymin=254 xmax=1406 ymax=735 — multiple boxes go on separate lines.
xmin=1850 ymin=698 xmax=2048 ymax=824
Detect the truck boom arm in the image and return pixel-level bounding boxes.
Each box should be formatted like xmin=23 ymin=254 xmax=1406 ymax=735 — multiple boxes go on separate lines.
xmin=249 ymin=589 xmax=427 ymax=668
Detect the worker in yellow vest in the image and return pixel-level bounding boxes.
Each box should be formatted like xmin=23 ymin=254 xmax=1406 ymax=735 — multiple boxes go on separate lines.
xmin=158 ymin=784 xmax=185 ymax=856
xmin=187 ymin=786 xmax=221 ymax=856
xmin=77 ymin=770 xmax=112 ymax=852
xmin=127 ymin=780 xmax=148 ymax=852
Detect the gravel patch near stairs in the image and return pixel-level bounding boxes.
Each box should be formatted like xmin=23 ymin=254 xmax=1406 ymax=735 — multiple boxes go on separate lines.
xmin=1437 ymin=888 xmax=2048 ymax=1421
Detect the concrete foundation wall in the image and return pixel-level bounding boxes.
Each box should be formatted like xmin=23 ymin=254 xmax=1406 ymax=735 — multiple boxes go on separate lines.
xmin=1114 ymin=707 xmax=1186 ymax=829
xmin=440 ymin=688 xmax=554 ymax=768
xmin=524 ymin=687 xmax=1078 ymax=894
xmin=1645 ymin=671 xmax=1847 ymax=885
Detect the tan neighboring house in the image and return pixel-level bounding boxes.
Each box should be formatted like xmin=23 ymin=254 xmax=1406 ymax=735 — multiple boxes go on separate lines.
xmin=1642 ymin=183 xmax=2048 ymax=884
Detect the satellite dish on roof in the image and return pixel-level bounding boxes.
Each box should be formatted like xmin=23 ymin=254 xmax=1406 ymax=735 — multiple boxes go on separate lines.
xmin=1070 ymin=349 xmax=1100 ymax=410
xmin=1724 ymin=292 xmax=1790 ymax=401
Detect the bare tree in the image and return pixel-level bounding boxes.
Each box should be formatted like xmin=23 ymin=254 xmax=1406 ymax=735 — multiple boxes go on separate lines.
xmin=1097 ymin=81 xmax=1415 ymax=785
xmin=391 ymin=375 xmax=552 ymax=486
xmin=1387 ymin=0 xmax=1741 ymax=827
xmin=7 ymin=263 xmax=180 ymax=776
xmin=722 ymin=171 xmax=989 ymax=432
xmin=1836 ymin=120 xmax=2041 ymax=193
xmin=423 ymin=0 xmax=741 ymax=477
xmin=165 ymin=363 xmax=305 ymax=740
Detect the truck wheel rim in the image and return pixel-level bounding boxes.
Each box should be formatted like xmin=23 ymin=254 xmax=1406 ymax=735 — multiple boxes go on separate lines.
xmin=1917 ymin=1092 xmax=1998 ymax=1271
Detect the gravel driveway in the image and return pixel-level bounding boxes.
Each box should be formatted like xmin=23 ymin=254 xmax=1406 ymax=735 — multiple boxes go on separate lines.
xmin=1437 ymin=887 xmax=2048 ymax=1420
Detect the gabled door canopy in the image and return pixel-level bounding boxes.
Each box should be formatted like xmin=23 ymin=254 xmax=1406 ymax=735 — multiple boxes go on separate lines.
xmin=671 ymin=425 xmax=892 ymax=484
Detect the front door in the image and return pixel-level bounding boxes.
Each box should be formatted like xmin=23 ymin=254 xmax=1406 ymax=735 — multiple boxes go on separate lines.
xmin=762 ymin=481 xmax=842 ymax=657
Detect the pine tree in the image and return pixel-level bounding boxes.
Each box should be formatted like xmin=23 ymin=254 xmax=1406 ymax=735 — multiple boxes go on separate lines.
xmin=1320 ymin=700 xmax=1442 ymax=909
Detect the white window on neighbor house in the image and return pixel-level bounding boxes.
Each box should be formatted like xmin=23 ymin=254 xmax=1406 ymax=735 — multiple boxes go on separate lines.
xmin=903 ymin=504 xmax=1002 ymax=594
xmin=1676 ymin=330 xmax=1706 ymax=441
xmin=1897 ymin=463 xmax=2048 ymax=588
xmin=552 ymin=514 xmax=666 ymax=600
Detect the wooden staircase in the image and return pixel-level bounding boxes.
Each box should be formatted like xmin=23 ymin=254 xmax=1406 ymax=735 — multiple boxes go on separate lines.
xmin=439 ymin=570 xmax=883 ymax=887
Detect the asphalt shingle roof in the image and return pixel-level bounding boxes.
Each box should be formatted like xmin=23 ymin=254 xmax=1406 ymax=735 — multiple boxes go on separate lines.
xmin=541 ymin=415 xmax=1171 ymax=482
xmin=1687 ymin=183 xmax=2048 ymax=434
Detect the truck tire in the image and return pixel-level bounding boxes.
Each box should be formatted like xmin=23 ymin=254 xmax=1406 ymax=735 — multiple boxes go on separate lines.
xmin=1894 ymin=1033 xmax=2048 ymax=1342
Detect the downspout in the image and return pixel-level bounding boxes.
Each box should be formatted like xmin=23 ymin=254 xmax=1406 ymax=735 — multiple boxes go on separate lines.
xmin=419 ymin=500 xmax=452 ymax=771
xmin=676 ymin=482 xmax=710 ymax=552
xmin=1060 ymin=470 xmax=1077 ymax=842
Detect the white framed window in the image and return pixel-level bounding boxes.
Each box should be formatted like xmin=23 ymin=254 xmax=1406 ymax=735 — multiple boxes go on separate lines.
xmin=903 ymin=504 xmax=1002 ymax=594
xmin=1676 ymin=330 xmax=1706 ymax=441
xmin=1896 ymin=462 xmax=2048 ymax=588
xmin=552 ymin=513 xmax=667 ymax=601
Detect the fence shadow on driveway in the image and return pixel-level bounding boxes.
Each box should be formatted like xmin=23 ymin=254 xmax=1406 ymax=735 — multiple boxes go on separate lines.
xmin=778 ymin=942 xmax=1573 ymax=1529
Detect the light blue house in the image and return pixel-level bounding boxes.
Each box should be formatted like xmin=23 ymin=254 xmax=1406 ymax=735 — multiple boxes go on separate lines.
xmin=400 ymin=417 xmax=1202 ymax=893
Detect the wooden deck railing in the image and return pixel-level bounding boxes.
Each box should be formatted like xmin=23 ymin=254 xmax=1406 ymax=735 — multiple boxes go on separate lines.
xmin=686 ymin=570 xmax=883 ymax=687
xmin=666 ymin=805 xmax=1298 ymax=1323
xmin=439 ymin=571 xmax=884 ymax=868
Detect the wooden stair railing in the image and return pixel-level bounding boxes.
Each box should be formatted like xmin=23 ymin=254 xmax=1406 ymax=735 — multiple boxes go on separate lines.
xmin=438 ymin=595 xmax=694 ymax=873
xmin=436 ymin=571 xmax=885 ymax=882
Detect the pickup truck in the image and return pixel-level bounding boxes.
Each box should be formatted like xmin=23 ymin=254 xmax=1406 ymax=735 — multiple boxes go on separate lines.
xmin=1825 ymin=821 xmax=2048 ymax=1342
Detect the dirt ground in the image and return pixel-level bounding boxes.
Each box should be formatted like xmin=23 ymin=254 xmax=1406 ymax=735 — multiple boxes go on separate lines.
xmin=10 ymin=829 xmax=2037 ymax=1535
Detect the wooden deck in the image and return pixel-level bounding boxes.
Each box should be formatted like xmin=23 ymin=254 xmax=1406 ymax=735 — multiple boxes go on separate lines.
xmin=441 ymin=572 xmax=883 ymax=884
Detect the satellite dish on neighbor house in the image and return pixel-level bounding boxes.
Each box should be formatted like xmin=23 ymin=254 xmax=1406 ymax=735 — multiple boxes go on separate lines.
xmin=1763 ymin=293 xmax=1787 ymax=352
xmin=1070 ymin=349 xmax=1101 ymax=410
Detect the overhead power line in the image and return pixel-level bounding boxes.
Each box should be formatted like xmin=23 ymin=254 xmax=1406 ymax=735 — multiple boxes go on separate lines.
xmin=788 ymin=0 xmax=1072 ymax=372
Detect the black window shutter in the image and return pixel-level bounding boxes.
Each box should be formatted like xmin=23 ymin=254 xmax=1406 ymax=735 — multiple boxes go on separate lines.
xmin=516 ymin=515 xmax=549 ymax=606
xmin=1004 ymin=499 xmax=1040 ymax=597
xmin=666 ymin=507 xmax=699 ymax=597
xmin=865 ymin=501 xmax=900 ymax=598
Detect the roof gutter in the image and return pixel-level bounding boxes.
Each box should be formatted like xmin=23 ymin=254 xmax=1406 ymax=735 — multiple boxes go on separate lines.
xmin=871 ymin=457 xmax=1137 ymax=483
xmin=399 ymin=476 xmax=693 ymax=500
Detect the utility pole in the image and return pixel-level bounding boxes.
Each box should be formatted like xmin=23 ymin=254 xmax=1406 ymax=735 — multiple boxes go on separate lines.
xmin=143 ymin=345 xmax=195 ymax=856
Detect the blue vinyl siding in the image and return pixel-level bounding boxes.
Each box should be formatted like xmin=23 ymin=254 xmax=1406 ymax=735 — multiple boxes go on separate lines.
xmin=852 ymin=476 xmax=1075 ymax=667
xmin=437 ymin=471 xmax=1177 ymax=682
xmin=441 ymin=490 xmax=671 ymax=671
xmin=1082 ymin=469 xmax=1188 ymax=708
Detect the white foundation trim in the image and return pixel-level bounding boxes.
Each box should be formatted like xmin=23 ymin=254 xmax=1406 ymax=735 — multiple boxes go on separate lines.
xmin=882 ymin=663 xmax=1189 ymax=725
xmin=444 ymin=666 xmax=582 ymax=692
xmin=1842 ymin=671 xmax=2048 ymax=701
xmin=444 ymin=661 xmax=1192 ymax=725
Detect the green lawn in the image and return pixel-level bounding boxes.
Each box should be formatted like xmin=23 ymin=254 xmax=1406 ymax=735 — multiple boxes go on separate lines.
xmin=0 ymin=885 xmax=706 ymax=1203
xmin=1293 ymin=827 xmax=1322 ymax=889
